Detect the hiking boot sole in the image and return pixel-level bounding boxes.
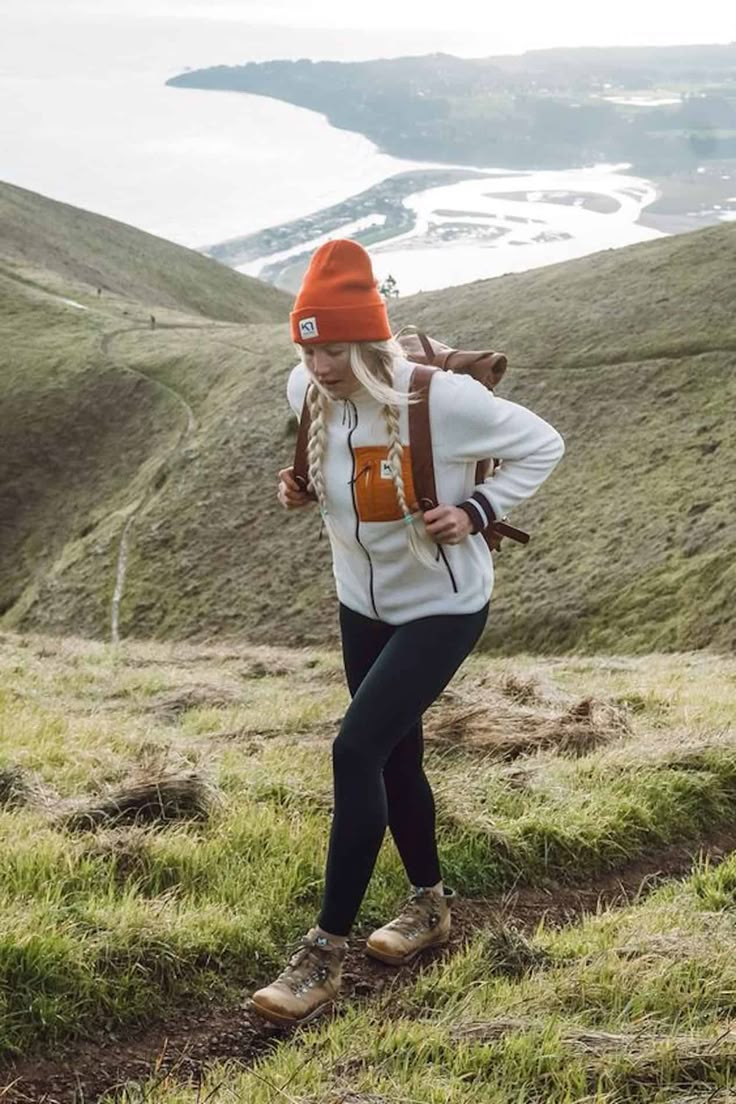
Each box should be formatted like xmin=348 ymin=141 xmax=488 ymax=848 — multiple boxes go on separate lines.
xmin=365 ymin=933 xmax=449 ymax=966
xmin=250 ymin=996 xmax=336 ymax=1027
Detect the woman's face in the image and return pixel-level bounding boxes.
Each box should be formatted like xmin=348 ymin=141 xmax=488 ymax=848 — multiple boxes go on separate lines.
xmin=302 ymin=342 xmax=360 ymax=399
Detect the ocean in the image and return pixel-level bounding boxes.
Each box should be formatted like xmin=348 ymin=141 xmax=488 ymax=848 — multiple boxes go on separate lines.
xmin=1 ymin=4 xmax=664 ymax=292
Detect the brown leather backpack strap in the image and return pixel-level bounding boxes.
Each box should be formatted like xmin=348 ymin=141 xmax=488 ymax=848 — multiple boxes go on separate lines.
xmin=408 ymin=365 xmax=438 ymax=510
xmin=417 ymin=331 xmax=436 ymax=363
xmin=408 ymin=366 xmax=529 ymax=546
xmin=475 ymin=458 xmax=491 ymax=483
xmin=292 ymin=390 xmax=316 ymax=498
xmin=489 ymin=520 xmax=530 ymax=545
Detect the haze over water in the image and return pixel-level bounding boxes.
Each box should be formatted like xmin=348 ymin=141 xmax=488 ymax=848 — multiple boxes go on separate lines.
xmin=1 ymin=5 xmax=431 ymax=245
xmin=2 ymin=2 xmax=734 ymax=290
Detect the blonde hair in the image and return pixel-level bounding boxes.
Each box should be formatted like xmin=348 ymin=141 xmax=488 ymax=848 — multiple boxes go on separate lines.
xmin=301 ymin=339 xmax=442 ymax=571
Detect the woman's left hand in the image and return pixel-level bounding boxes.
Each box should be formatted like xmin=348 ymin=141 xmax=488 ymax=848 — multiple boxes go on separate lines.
xmin=422 ymin=505 xmax=473 ymax=545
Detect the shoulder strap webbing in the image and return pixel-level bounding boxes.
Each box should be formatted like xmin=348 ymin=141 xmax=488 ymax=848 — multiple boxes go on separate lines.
xmin=409 ymin=366 xmax=492 ymax=510
xmin=418 ymin=331 xmax=435 ymax=361
xmin=409 ymin=366 xmax=529 ymax=546
xmin=408 ymin=365 xmax=438 ymax=511
xmin=292 ymin=391 xmax=316 ymax=497
xmin=475 ymin=458 xmax=491 ymax=483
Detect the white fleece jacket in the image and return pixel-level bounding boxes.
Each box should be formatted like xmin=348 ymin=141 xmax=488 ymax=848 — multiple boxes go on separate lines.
xmin=287 ymin=356 xmax=564 ymax=624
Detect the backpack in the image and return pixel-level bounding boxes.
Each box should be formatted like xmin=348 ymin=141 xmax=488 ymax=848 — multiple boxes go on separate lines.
xmin=292 ymin=329 xmax=529 ymax=552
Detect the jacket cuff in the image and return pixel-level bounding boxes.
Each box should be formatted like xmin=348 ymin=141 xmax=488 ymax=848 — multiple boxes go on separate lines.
xmin=457 ymin=491 xmax=497 ymax=534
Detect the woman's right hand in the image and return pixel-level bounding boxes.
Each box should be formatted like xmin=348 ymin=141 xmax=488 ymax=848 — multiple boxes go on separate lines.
xmin=277 ymin=467 xmax=315 ymax=510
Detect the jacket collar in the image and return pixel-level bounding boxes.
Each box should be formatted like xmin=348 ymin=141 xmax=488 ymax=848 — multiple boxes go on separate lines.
xmin=338 ymin=357 xmax=416 ymax=410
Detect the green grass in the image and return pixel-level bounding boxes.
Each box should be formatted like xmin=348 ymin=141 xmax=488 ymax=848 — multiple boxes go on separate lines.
xmin=0 ymin=180 xmax=291 ymax=323
xmin=393 ymin=223 xmax=736 ymax=655
xmin=0 ymin=632 xmax=735 ymax=1070
xmin=0 ymin=263 xmax=297 ymax=641
xmin=111 ymin=858 xmax=736 ymax=1103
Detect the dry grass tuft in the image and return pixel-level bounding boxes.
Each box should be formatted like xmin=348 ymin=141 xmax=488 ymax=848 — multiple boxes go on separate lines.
xmin=496 ymin=762 xmax=543 ymax=790
xmin=613 ymin=930 xmax=727 ymax=963
xmin=241 ymin=659 xmax=293 ymax=678
xmin=596 ymin=728 xmax=736 ymax=777
xmin=477 ymin=919 xmax=550 ymax=977
xmin=79 ymin=825 xmax=154 ymax=884
xmin=321 ymin=1097 xmax=389 ymax=1104
xmin=663 ymin=1095 xmax=734 ymax=1103
xmin=451 ymin=1018 xmax=736 ymax=1072
xmin=539 ymin=697 xmax=632 ymax=757
xmin=499 ymin=673 xmax=545 ymax=705
xmin=53 ymin=767 xmax=224 ymax=831
xmin=0 ymin=764 xmax=39 ymax=809
xmin=239 ymin=653 xmax=325 ymax=679
xmin=426 ymin=688 xmax=631 ymax=760
xmin=144 ymin=685 xmax=242 ymax=719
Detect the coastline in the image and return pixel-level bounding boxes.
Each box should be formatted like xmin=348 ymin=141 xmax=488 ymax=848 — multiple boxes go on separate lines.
xmin=209 ymin=129 xmax=735 ymax=295
xmin=220 ymin=162 xmax=668 ymax=296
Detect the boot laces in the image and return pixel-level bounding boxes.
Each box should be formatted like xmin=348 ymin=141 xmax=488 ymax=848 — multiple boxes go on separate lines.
xmin=277 ymin=934 xmax=339 ymax=996
xmin=387 ymin=888 xmax=441 ymax=939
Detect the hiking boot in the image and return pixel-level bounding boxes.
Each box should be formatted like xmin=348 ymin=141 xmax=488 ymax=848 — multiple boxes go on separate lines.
xmin=366 ymin=886 xmax=456 ymax=965
xmin=250 ymin=928 xmax=346 ymax=1026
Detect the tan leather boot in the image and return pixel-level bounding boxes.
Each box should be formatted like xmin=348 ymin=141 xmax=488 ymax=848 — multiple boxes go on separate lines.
xmin=366 ymin=886 xmax=455 ymax=965
xmin=250 ymin=928 xmax=346 ymax=1026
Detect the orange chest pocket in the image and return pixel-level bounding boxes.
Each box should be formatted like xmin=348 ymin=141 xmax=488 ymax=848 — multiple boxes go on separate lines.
xmin=352 ymin=446 xmax=417 ymax=523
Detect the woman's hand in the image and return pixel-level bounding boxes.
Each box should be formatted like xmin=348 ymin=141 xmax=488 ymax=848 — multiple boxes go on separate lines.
xmin=422 ymin=505 xmax=473 ymax=544
xmin=277 ymin=467 xmax=315 ymax=510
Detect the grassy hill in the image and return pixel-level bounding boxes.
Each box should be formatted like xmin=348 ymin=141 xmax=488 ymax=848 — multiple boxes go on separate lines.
xmin=0 ymin=182 xmax=734 ymax=653
xmin=0 ymin=181 xmax=290 ymax=323
xmin=2 ymin=186 xmax=736 ymax=1102
xmin=1 ymin=632 xmax=736 ymax=1100
xmin=392 ymin=225 xmax=736 ymax=653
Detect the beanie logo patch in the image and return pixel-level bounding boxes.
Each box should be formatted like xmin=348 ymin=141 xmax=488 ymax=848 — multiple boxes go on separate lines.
xmin=299 ymin=316 xmax=319 ymax=340
xmin=380 ymin=460 xmax=393 ymax=479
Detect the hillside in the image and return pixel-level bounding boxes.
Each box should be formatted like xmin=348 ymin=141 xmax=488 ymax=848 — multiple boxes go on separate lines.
xmin=0 ymin=185 xmax=734 ymax=653
xmin=392 ymin=225 xmax=736 ymax=652
xmin=0 ymin=181 xmax=291 ymax=323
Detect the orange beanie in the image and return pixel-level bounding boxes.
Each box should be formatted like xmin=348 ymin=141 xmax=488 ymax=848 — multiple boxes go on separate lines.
xmin=290 ymin=239 xmax=392 ymax=344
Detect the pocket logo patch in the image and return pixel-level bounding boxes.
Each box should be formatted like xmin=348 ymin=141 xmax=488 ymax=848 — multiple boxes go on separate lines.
xmin=353 ymin=447 xmax=417 ymax=523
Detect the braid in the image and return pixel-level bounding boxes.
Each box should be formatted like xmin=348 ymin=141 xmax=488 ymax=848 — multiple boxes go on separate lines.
xmin=383 ymin=403 xmax=411 ymax=518
xmin=306 ymin=383 xmax=329 ymax=519
xmin=301 ymin=345 xmax=441 ymax=570
xmin=382 ymin=404 xmax=442 ymax=571
xmin=306 ymin=383 xmax=353 ymax=551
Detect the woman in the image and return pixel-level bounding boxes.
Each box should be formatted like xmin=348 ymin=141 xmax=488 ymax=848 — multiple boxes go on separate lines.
xmin=251 ymin=239 xmax=564 ymax=1026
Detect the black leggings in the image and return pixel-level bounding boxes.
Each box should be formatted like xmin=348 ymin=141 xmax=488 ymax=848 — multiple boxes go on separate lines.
xmin=317 ymin=600 xmax=489 ymax=936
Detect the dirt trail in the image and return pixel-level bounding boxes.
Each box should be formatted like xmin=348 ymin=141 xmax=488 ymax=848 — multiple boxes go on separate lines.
xmin=2 ymin=830 xmax=735 ymax=1104
xmin=100 ymin=326 xmax=198 ymax=644
xmin=2 ymin=266 xmax=240 ymax=641
xmin=4 ymin=264 xmax=265 ymax=641
xmin=99 ymin=315 xmax=273 ymax=643
xmin=101 ymin=312 xmax=268 ymax=643
xmin=98 ymin=318 xmax=262 ymax=643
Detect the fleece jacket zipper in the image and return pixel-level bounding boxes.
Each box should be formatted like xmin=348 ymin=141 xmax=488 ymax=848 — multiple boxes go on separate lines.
xmin=437 ymin=545 xmax=458 ymax=593
xmin=346 ymin=401 xmax=380 ymax=619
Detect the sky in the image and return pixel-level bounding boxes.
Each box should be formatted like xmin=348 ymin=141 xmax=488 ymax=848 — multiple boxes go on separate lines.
xmin=0 ymin=0 xmax=733 ymax=266
xmin=2 ymin=0 xmax=735 ymax=66
xmin=134 ymin=0 xmax=736 ymax=51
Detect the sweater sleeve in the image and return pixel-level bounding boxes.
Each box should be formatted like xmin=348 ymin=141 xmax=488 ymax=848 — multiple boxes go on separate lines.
xmin=433 ymin=373 xmax=565 ymax=522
